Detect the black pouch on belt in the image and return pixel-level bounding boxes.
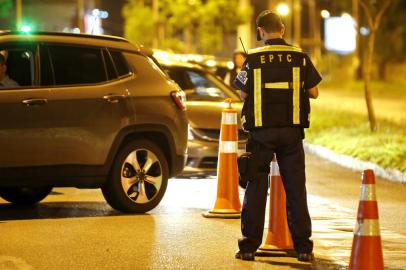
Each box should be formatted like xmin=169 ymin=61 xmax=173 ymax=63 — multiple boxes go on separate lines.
xmin=237 ymin=152 xmax=258 ymax=189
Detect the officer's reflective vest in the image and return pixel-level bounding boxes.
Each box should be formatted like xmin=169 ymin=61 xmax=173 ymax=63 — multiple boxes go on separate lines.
xmin=241 ymin=45 xmax=310 ymax=130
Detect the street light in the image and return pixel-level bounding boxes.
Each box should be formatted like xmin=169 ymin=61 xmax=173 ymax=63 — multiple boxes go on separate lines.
xmin=276 ymin=3 xmax=290 ymax=16
xmin=276 ymin=3 xmax=291 ymax=43
xmin=341 ymin=12 xmax=352 ymax=20
xmin=20 ymin=25 xmax=31 ymax=33
xmin=321 ymin=10 xmax=330 ymax=19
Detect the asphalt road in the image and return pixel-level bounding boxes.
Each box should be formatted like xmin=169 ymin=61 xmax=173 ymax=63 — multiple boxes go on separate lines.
xmin=1 ymin=153 xmax=406 ymax=270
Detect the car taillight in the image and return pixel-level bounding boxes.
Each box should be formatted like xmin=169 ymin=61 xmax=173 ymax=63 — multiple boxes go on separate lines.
xmin=171 ymin=90 xmax=187 ymax=111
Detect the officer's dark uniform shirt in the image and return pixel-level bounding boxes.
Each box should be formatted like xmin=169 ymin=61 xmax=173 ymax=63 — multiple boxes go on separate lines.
xmin=233 ymin=38 xmax=321 ymax=130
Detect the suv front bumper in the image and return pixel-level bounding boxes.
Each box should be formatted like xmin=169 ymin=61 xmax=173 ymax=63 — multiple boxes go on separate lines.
xmin=181 ymin=139 xmax=246 ymax=176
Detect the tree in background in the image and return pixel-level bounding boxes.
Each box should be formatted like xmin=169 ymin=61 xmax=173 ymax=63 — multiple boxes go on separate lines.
xmin=0 ymin=0 xmax=13 ymax=18
xmin=196 ymin=0 xmax=251 ymax=54
xmin=159 ymin=0 xmax=203 ymax=53
xmin=122 ymin=0 xmax=251 ymax=55
xmin=358 ymin=0 xmax=391 ymax=132
xmin=123 ymin=0 xmax=154 ymax=47
xmin=375 ymin=0 xmax=406 ymax=80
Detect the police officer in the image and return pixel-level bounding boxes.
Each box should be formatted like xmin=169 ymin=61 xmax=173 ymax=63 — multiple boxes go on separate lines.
xmin=234 ymin=10 xmax=321 ymax=262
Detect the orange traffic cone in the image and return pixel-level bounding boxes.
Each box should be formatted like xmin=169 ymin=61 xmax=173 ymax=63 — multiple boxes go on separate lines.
xmin=203 ymin=99 xmax=241 ymax=218
xmin=349 ymin=169 xmax=384 ymax=270
xmin=259 ymin=155 xmax=294 ymax=251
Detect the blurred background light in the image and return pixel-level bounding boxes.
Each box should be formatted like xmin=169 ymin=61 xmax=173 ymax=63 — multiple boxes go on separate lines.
xmin=276 ymin=3 xmax=289 ymax=16
xmin=321 ymin=10 xmax=330 ymax=19
xmin=324 ymin=16 xmax=356 ymax=54
xmin=360 ymin=27 xmax=370 ymax=36
xmin=92 ymin=8 xmax=100 ymax=17
xmin=341 ymin=12 xmax=352 ymax=20
xmin=20 ymin=25 xmax=31 ymax=33
xmin=205 ymin=59 xmax=217 ymax=67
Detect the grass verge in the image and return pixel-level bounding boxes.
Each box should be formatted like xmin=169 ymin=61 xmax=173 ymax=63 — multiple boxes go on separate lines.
xmin=305 ymin=81 xmax=406 ymax=173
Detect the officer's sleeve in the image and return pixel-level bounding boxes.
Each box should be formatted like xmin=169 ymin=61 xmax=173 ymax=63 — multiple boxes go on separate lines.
xmin=232 ymin=61 xmax=249 ymax=93
xmin=304 ymin=55 xmax=322 ymax=90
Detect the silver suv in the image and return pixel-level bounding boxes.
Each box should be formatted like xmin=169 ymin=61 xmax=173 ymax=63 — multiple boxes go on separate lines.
xmin=0 ymin=31 xmax=188 ymax=213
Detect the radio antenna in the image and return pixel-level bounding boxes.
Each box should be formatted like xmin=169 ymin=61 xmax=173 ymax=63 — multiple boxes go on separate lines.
xmin=239 ymin=37 xmax=247 ymax=54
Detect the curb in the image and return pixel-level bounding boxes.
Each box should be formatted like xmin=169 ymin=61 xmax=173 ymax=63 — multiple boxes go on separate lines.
xmin=303 ymin=142 xmax=406 ymax=183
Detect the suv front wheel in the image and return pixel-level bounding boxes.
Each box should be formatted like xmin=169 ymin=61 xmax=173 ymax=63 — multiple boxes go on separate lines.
xmin=0 ymin=187 xmax=53 ymax=205
xmin=102 ymin=140 xmax=169 ymax=213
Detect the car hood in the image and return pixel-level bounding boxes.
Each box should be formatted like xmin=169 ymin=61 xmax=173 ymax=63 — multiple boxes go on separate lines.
xmin=186 ymin=101 xmax=243 ymax=130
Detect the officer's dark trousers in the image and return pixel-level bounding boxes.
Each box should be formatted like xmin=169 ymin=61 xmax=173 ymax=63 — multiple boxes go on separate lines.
xmin=238 ymin=127 xmax=313 ymax=254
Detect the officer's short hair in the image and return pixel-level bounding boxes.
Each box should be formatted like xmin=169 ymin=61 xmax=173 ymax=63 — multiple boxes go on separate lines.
xmin=256 ymin=10 xmax=283 ymax=33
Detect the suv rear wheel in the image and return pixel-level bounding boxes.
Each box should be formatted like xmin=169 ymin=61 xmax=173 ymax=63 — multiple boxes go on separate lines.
xmin=102 ymin=140 xmax=169 ymax=213
xmin=0 ymin=187 xmax=53 ymax=205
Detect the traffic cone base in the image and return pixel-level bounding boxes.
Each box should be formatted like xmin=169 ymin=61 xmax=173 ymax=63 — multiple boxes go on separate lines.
xmin=202 ymin=210 xmax=240 ymax=219
xmin=350 ymin=236 xmax=384 ymax=270
xmin=260 ymin=231 xmax=294 ymax=251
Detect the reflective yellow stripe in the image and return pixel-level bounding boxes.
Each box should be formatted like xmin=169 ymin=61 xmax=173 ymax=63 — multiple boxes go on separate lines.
xmin=248 ymin=45 xmax=302 ymax=54
xmin=264 ymin=82 xmax=290 ymax=89
xmin=292 ymin=67 xmax=300 ymax=124
xmin=254 ymin=69 xmax=262 ymax=127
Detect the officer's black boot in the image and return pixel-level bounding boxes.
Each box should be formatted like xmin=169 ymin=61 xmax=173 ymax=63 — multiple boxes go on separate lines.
xmin=235 ymin=250 xmax=255 ymax=261
xmin=297 ymin=252 xmax=314 ymax=262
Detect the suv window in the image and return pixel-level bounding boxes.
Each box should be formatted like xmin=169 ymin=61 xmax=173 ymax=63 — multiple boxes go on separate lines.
xmin=185 ymin=70 xmax=230 ymax=101
xmin=40 ymin=46 xmax=54 ymax=86
xmin=103 ymin=49 xmax=117 ymax=81
xmin=48 ymin=45 xmax=106 ymax=85
xmin=0 ymin=46 xmax=35 ymax=89
xmin=165 ymin=68 xmax=189 ymax=89
xmin=109 ymin=50 xmax=130 ymax=77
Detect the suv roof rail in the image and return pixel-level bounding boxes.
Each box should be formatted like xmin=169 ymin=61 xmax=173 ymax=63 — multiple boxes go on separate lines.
xmin=0 ymin=30 xmax=130 ymax=43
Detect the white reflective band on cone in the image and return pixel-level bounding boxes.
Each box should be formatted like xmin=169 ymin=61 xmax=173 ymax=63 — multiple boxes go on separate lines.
xmin=270 ymin=160 xmax=280 ymax=176
xmin=219 ymin=141 xmax=238 ymax=153
xmin=360 ymin=184 xmax=377 ymax=201
xmin=222 ymin=112 xmax=237 ymax=125
xmin=354 ymin=219 xmax=381 ymax=236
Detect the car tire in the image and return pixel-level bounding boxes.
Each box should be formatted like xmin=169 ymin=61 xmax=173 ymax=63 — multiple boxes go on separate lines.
xmin=102 ymin=139 xmax=169 ymax=213
xmin=0 ymin=187 xmax=53 ymax=205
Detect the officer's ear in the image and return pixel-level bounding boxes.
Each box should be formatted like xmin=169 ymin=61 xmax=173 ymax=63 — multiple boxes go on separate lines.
xmin=256 ymin=27 xmax=262 ymax=41
xmin=280 ymin=24 xmax=285 ymax=37
xmin=257 ymin=27 xmax=261 ymax=41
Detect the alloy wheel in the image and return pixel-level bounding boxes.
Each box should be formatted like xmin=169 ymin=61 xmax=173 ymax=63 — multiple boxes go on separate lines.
xmin=120 ymin=148 xmax=163 ymax=204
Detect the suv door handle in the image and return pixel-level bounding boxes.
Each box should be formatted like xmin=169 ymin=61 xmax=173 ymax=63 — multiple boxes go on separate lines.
xmin=103 ymin=94 xmax=125 ymax=103
xmin=22 ymin=98 xmax=48 ymax=106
